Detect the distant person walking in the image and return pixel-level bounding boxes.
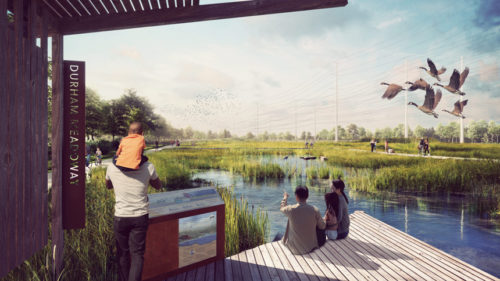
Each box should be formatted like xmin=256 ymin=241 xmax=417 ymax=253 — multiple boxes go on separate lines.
xmin=370 ymin=139 xmax=376 ymax=152
xmin=155 ymin=140 xmax=159 ymax=151
xmin=96 ymin=147 xmax=103 ymax=165
xmin=419 ymin=138 xmax=425 ymax=155
xmin=385 ymin=139 xmax=389 ymax=153
xmin=305 ymin=141 xmax=309 ymax=149
xmin=424 ymin=138 xmax=430 ymax=156
xmin=106 ymin=122 xmax=162 ymax=281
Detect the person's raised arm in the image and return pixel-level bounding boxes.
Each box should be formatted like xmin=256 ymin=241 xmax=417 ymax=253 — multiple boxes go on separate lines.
xmin=280 ymin=192 xmax=292 ymax=215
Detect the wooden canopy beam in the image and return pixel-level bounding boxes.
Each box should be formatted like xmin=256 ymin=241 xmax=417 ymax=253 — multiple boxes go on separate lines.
xmin=51 ymin=0 xmax=348 ymax=35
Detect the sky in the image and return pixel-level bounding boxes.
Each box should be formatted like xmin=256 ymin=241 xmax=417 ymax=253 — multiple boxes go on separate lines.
xmin=63 ymin=0 xmax=500 ymax=136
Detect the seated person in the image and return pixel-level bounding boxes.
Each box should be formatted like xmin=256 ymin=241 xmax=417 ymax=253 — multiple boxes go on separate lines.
xmin=330 ymin=177 xmax=350 ymax=239
xmin=280 ymin=186 xmax=326 ymax=254
xmin=114 ymin=122 xmax=148 ymax=172
xmin=324 ymin=192 xmax=339 ymax=240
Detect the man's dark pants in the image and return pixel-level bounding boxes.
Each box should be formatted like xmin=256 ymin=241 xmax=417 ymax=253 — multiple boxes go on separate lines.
xmin=114 ymin=214 xmax=149 ymax=281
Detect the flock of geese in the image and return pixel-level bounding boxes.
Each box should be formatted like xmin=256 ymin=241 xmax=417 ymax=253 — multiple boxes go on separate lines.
xmin=381 ymin=58 xmax=469 ymax=119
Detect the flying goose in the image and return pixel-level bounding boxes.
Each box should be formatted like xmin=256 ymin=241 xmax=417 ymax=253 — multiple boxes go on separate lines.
xmin=420 ymin=58 xmax=446 ymax=81
xmin=405 ymin=78 xmax=430 ymax=91
xmin=381 ymin=82 xmax=405 ymax=100
xmin=434 ymin=67 xmax=469 ymax=96
xmin=408 ymin=87 xmax=442 ymax=118
xmin=442 ymin=99 xmax=468 ymax=118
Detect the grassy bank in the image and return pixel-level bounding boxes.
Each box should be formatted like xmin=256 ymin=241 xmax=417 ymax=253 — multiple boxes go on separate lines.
xmin=2 ymin=167 xmax=268 ymax=281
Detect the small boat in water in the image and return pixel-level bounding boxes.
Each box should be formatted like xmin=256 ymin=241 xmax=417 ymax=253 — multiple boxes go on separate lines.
xmin=300 ymin=156 xmax=317 ymax=160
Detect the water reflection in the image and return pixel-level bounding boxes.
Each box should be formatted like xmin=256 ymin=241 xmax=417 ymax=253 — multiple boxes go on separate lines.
xmin=194 ymin=169 xmax=500 ymax=277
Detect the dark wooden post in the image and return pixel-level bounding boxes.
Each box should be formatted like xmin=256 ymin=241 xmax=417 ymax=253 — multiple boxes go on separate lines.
xmin=51 ymin=33 xmax=64 ymax=278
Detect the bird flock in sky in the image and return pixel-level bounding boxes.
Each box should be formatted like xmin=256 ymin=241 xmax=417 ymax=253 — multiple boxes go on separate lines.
xmin=381 ymin=58 xmax=469 ymax=119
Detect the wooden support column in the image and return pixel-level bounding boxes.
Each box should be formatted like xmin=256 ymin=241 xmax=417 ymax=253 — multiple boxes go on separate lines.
xmin=51 ymin=33 xmax=64 ymax=278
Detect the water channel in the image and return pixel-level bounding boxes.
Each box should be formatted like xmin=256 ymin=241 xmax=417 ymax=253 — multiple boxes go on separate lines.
xmin=194 ymin=155 xmax=500 ymax=277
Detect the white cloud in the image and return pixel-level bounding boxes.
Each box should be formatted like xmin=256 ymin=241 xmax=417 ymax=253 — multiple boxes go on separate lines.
xmin=376 ymin=17 xmax=403 ymax=29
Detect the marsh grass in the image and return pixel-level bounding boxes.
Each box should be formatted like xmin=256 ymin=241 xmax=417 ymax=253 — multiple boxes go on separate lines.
xmin=1 ymin=166 xmax=269 ymax=281
xmin=216 ymin=186 xmax=269 ymax=256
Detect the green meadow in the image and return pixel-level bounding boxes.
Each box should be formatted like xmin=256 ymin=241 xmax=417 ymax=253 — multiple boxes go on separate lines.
xmin=3 ymin=139 xmax=500 ymax=281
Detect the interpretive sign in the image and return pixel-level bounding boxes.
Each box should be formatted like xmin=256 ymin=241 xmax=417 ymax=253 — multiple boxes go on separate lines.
xmin=62 ymin=61 xmax=86 ymax=229
xmin=142 ymin=187 xmax=225 ymax=280
xmin=148 ymin=187 xmax=224 ymax=218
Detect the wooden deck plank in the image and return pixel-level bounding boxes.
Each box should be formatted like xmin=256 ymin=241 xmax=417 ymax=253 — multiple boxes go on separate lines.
xmin=238 ymin=249 xmax=255 ymax=281
xmin=333 ymin=238 xmax=388 ymax=281
xmin=223 ymin=258 xmax=233 ymax=281
xmin=353 ymin=214 xmax=469 ymax=280
xmin=294 ymin=251 xmax=326 ymax=281
xmin=348 ymin=228 xmax=428 ymax=281
xmin=184 ymin=267 xmax=196 ymax=281
xmin=265 ymin=242 xmax=296 ymax=281
xmin=230 ymin=255 xmax=243 ymax=281
xmin=272 ymin=242 xmax=307 ymax=281
xmin=205 ymin=261 xmax=215 ymax=281
xmin=246 ymin=247 xmax=264 ymax=281
xmin=306 ymin=249 xmax=341 ymax=281
xmin=258 ymin=244 xmax=284 ymax=281
xmin=353 ymin=217 xmax=464 ymax=281
xmin=310 ymin=246 xmax=347 ymax=280
xmin=357 ymin=212 xmax=496 ymax=280
xmin=174 ymin=271 xmax=186 ymax=281
xmin=194 ymin=264 xmax=206 ymax=281
xmin=344 ymin=233 xmax=416 ymax=281
xmin=323 ymin=240 xmax=371 ymax=281
xmin=165 ymin=211 xmax=498 ymax=281
xmin=348 ymin=222 xmax=444 ymax=281
xmin=275 ymin=242 xmax=312 ymax=281
xmin=317 ymin=242 xmax=359 ymax=281
xmin=252 ymin=246 xmax=274 ymax=281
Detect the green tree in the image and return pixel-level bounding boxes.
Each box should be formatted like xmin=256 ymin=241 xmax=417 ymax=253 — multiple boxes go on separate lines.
xmin=246 ymin=132 xmax=255 ymax=139
xmin=487 ymin=121 xmax=500 ymax=143
xmin=346 ymin=124 xmax=359 ymax=140
xmin=102 ymin=99 xmax=129 ymax=141
xmin=467 ymin=120 xmax=488 ymax=143
xmin=85 ymin=88 xmax=105 ymax=140
xmin=119 ymin=89 xmax=160 ymax=132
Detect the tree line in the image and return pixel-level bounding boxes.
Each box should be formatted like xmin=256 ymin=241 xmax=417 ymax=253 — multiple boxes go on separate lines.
xmin=79 ymin=88 xmax=498 ymax=144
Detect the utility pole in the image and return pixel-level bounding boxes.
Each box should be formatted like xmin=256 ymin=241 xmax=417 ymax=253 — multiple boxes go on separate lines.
xmin=256 ymin=102 xmax=259 ymax=139
xmin=335 ymin=62 xmax=339 ymax=142
xmin=314 ymin=105 xmax=317 ymax=141
xmin=295 ymin=101 xmax=297 ymax=141
xmin=405 ymin=59 xmax=408 ymax=138
xmin=460 ymin=56 xmax=464 ymax=143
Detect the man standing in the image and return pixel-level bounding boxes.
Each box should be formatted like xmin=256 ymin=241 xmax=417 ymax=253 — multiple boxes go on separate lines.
xmin=106 ymin=123 xmax=162 ymax=281
xmin=280 ymin=186 xmax=326 ymax=254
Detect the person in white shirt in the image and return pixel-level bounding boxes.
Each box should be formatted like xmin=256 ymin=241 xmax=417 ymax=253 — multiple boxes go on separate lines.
xmin=105 ymin=123 xmax=162 ymax=281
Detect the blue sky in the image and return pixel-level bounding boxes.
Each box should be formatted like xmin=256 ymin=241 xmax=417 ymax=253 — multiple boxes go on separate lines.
xmin=63 ymin=0 xmax=500 ymax=135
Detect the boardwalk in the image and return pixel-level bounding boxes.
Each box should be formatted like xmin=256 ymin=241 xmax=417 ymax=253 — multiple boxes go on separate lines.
xmin=165 ymin=211 xmax=498 ymax=281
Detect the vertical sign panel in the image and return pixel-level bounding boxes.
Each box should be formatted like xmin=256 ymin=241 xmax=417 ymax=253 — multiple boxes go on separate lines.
xmin=62 ymin=61 xmax=86 ymax=229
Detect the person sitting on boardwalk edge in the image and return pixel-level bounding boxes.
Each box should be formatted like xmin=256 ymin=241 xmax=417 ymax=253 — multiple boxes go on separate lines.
xmin=279 ymin=186 xmax=326 ymax=254
xmin=330 ymin=177 xmax=350 ymax=239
